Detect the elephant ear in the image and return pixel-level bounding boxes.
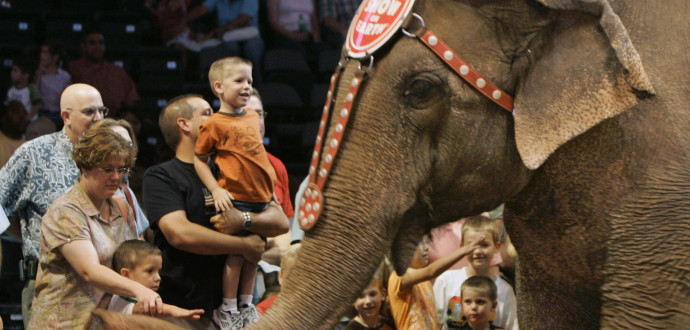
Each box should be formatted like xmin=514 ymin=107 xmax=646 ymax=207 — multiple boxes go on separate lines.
xmin=513 ymin=0 xmax=655 ymax=170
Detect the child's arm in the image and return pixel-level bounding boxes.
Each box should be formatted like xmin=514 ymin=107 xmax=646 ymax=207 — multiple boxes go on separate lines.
xmin=193 ymin=154 xmax=234 ymax=212
xmin=399 ymin=235 xmax=485 ymax=291
xmin=133 ymin=302 xmax=204 ymax=320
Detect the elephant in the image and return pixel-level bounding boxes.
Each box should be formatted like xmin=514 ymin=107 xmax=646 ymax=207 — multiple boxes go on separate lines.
xmin=252 ymin=0 xmax=690 ymax=329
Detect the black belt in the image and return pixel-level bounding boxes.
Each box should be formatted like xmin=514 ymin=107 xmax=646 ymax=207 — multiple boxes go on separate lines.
xmin=20 ymin=258 xmax=38 ymax=281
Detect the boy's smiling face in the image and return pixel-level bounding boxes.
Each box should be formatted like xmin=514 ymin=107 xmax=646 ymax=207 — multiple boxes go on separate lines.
xmin=464 ymin=229 xmax=500 ymax=272
xmin=217 ymin=63 xmax=253 ymax=110
xmin=353 ymin=281 xmax=385 ymax=322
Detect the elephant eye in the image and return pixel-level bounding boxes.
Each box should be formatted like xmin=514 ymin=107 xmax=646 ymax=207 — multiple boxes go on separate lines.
xmin=403 ymin=73 xmax=444 ymax=108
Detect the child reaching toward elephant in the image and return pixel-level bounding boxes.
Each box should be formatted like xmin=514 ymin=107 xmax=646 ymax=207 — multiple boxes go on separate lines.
xmin=194 ymin=57 xmax=277 ymax=329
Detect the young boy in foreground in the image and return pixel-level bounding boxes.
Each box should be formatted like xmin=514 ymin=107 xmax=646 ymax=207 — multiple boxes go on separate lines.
xmin=455 ymin=275 xmax=504 ymax=330
xmin=110 ymin=239 xmax=204 ymax=319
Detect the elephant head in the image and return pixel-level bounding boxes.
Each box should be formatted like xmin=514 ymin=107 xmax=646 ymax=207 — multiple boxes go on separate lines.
xmin=252 ymin=0 xmax=658 ymax=328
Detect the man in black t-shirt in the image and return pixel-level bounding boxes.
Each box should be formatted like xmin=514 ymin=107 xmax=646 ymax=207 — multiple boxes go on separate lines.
xmin=143 ymin=94 xmax=289 ymax=327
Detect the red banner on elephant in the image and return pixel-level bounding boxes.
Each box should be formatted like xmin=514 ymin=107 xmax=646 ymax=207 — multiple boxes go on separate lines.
xmin=346 ymin=0 xmax=416 ymax=58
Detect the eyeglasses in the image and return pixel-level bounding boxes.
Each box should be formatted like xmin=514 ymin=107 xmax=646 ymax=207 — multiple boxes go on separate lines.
xmin=97 ymin=167 xmax=130 ymax=176
xmin=70 ymin=107 xmax=109 ymax=118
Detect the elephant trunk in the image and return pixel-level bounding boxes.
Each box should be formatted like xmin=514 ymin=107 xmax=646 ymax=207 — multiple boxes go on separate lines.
xmin=249 ymin=60 xmax=417 ymax=328
xmin=249 ymin=201 xmax=395 ymax=328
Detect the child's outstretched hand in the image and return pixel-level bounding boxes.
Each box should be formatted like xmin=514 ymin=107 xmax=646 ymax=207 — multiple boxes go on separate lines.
xmin=462 ymin=234 xmax=486 ymax=254
xmin=212 ymin=187 xmax=234 ymax=212
xmin=165 ymin=304 xmax=205 ymax=320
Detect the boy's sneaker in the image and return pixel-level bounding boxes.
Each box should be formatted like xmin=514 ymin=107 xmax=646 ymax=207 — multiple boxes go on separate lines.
xmin=212 ymin=308 xmax=243 ymax=330
xmin=240 ymin=304 xmax=260 ymax=326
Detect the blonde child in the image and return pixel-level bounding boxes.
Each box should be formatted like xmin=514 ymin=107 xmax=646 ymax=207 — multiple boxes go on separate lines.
xmin=388 ymin=234 xmax=484 ymax=330
xmin=110 ymin=240 xmax=204 ymax=319
xmin=194 ymin=57 xmax=277 ymax=329
xmin=455 ymin=275 xmax=505 ymax=330
xmin=345 ymin=260 xmax=395 ymax=330
xmin=433 ymin=215 xmax=518 ymax=330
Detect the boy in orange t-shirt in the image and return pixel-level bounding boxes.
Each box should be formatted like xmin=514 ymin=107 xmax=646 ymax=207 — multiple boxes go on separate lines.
xmin=194 ymin=57 xmax=276 ymax=329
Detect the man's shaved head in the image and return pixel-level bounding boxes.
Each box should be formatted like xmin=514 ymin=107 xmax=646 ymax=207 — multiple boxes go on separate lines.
xmin=60 ymin=83 xmax=105 ymax=144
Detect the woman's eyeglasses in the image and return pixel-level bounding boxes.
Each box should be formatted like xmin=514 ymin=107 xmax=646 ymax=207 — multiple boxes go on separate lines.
xmin=97 ymin=167 xmax=130 ymax=176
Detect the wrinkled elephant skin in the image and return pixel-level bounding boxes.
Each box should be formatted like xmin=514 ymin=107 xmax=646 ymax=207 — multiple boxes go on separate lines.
xmin=252 ymin=0 xmax=690 ymax=329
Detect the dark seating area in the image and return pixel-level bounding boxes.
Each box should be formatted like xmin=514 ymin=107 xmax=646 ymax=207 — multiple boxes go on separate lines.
xmin=0 ymin=0 xmax=343 ymax=179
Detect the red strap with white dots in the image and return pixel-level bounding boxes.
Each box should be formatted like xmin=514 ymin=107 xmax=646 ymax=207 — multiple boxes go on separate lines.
xmin=299 ymin=64 xmax=367 ymax=230
xmin=419 ymin=29 xmax=514 ymax=112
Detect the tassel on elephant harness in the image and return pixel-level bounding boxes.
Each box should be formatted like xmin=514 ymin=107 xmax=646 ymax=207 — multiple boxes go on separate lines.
xmin=298 ymin=0 xmax=514 ymax=230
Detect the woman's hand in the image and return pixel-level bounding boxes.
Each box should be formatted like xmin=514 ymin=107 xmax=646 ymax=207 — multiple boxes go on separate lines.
xmin=133 ymin=286 xmax=164 ymax=316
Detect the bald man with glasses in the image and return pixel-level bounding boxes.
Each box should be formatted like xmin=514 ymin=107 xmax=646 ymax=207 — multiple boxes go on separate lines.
xmin=0 ymin=83 xmax=106 ymax=327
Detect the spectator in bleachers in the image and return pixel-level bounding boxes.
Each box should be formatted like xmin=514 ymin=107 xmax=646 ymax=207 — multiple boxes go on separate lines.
xmin=319 ymin=0 xmax=363 ymax=49
xmin=6 ymin=57 xmax=42 ymax=122
xmin=187 ymin=0 xmax=265 ymax=83
xmin=145 ymin=0 xmax=222 ymax=52
xmin=35 ymin=39 xmax=71 ymax=129
xmin=68 ymin=28 xmax=140 ymax=118
xmin=0 ymin=101 xmax=27 ymax=167
xmin=0 ymin=83 xmax=106 ymax=327
xmin=247 ymin=88 xmax=292 ymax=208
xmin=248 ymin=88 xmax=294 ymax=266
xmin=266 ymin=0 xmax=324 ymax=62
